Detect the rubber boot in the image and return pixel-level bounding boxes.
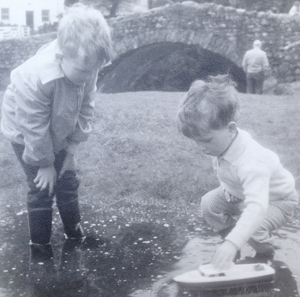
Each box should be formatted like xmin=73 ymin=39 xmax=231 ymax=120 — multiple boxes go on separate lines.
xmin=28 ymin=210 xmax=52 ymax=245
xmin=57 ymin=199 xmax=85 ymax=239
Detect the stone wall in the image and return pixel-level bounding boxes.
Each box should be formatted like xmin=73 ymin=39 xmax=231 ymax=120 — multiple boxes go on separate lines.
xmin=108 ymin=2 xmax=300 ymax=83
xmin=184 ymin=0 xmax=295 ymax=13
xmin=0 ymin=32 xmax=56 ymax=70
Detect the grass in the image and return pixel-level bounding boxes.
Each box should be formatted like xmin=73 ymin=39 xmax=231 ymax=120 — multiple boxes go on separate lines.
xmin=0 ymin=88 xmax=300 ymax=225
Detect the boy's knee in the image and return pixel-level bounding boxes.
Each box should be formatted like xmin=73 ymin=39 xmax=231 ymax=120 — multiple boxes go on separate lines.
xmin=56 ymin=171 xmax=79 ymax=204
xmin=200 ymin=192 xmax=214 ymax=217
xmin=27 ymin=189 xmax=53 ymax=210
xmin=56 ymin=170 xmax=80 ymax=192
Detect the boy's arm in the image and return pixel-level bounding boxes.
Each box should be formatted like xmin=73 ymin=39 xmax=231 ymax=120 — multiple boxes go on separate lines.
xmin=14 ymin=78 xmax=55 ymax=167
xmin=212 ymin=163 xmax=270 ymax=270
xmin=59 ymin=77 xmax=97 ymax=178
xmin=66 ymin=74 xmax=97 ymax=150
xmin=225 ymin=163 xmax=271 ymax=250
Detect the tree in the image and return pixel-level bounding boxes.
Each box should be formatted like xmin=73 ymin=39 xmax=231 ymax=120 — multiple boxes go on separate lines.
xmin=81 ymin=0 xmax=144 ymax=18
xmin=108 ymin=0 xmax=122 ymax=17
xmin=64 ymin=0 xmax=80 ymax=7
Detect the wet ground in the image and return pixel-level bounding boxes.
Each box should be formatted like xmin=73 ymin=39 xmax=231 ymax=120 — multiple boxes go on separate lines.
xmin=0 ymin=204 xmax=299 ymax=297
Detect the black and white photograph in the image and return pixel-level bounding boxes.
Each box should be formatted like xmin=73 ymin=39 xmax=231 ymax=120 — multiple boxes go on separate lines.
xmin=0 ymin=0 xmax=299 ymax=296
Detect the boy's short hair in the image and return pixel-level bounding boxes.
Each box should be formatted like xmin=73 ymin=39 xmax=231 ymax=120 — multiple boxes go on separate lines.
xmin=58 ymin=3 xmax=114 ymax=63
xmin=177 ymin=74 xmax=239 ymax=138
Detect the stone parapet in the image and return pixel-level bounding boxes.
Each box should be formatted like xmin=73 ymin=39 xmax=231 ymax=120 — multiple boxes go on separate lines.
xmin=0 ymin=32 xmax=56 ymax=69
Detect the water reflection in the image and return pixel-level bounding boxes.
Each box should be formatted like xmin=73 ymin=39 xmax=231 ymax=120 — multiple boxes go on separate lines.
xmin=0 ymin=207 xmax=299 ymax=297
xmin=0 ymin=208 xmax=182 ymax=297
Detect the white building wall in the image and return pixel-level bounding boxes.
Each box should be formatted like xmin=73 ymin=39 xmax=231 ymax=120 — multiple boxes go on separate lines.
xmin=0 ymin=0 xmax=64 ymax=30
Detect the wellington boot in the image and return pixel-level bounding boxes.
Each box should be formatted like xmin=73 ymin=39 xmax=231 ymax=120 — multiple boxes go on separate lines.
xmin=57 ymin=200 xmax=85 ymax=239
xmin=28 ymin=210 xmax=52 ymax=245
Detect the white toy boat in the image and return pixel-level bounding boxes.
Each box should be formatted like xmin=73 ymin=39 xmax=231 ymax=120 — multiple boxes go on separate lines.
xmin=173 ymin=263 xmax=275 ymax=289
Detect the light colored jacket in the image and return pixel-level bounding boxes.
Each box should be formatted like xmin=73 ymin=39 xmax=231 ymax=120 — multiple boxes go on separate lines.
xmin=242 ymin=47 xmax=269 ymax=74
xmin=213 ymin=128 xmax=297 ymax=249
xmin=1 ymin=40 xmax=97 ymax=167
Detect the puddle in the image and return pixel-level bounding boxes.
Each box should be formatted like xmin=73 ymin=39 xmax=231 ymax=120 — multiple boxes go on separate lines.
xmin=135 ymin=237 xmax=300 ymax=297
xmin=0 ymin=205 xmax=299 ymax=297
xmin=0 ymin=204 xmax=184 ymax=297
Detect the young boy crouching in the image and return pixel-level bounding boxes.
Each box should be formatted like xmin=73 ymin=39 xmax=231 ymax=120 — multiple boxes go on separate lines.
xmin=177 ymin=75 xmax=298 ymax=270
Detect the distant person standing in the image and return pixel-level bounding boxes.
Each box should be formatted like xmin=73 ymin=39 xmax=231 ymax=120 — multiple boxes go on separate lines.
xmin=289 ymin=1 xmax=300 ymax=16
xmin=242 ymin=40 xmax=269 ymax=95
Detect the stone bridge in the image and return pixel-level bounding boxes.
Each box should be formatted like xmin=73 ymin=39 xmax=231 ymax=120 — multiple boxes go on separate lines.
xmin=101 ymin=1 xmax=300 ymax=92
xmin=1 ymin=2 xmax=300 ymax=92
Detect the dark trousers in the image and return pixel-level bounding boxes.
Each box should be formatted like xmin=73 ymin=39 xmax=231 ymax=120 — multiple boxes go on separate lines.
xmin=12 ymin=143 xmax=81 ymax=244
xmin=246 ymin=71 xmax=265 ymax=94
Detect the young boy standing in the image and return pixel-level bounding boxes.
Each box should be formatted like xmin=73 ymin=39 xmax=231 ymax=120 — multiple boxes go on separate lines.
xmin=1 ymin=4 xmax=113 ymax=254
xmin=177 ymin=75 xmax=298 ymax=270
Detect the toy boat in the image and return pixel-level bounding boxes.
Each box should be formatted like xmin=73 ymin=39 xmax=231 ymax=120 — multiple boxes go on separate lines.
xmin=173 ymin=263 xmax=275 ymax=289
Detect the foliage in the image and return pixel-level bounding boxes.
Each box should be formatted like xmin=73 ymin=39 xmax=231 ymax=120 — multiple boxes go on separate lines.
xmin=174 ymin=0 xmax=295 ymax=13
xmin=64 ymin=0 xmax=80 ymax=6
xmin=67 ymin=0 xmax=295 ymax=16
xmin=81 ymin=0 xmax=141 ymax=17
xmin=37 ymin=22 xmax=58 ymax=34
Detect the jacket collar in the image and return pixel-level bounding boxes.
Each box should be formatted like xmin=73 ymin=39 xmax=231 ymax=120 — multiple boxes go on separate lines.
xmin=219 ymin=128 xmax=251 ymax=163
xmin=37 ymin=39 xmax=65 ymax=85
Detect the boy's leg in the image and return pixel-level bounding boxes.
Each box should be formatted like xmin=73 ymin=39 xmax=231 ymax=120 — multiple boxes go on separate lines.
xmin=201 ymin=187 xmax=242 ymax=236
xmin=54 ymin=150 xmax=84 ymax=239
xmin=248 ymin=193 xmax=298 ymax=256
xmin=11 ymin=143 xmax=54 ymax=245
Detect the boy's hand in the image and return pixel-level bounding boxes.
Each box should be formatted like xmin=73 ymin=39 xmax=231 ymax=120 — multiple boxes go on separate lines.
xmin=58 ymin=153 xmax=77 ymax=179
xmin=211 ymin=240 xmax=238 ymax=271
xmin=34 ymin=165 xmax=57 ymax=196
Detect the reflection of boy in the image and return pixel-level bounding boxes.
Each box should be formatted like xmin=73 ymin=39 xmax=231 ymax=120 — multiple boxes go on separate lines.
xmin=1 ymin=4 xmax=113 ymax=247
xmin=177 ymin=75 xmax=298 ymax=270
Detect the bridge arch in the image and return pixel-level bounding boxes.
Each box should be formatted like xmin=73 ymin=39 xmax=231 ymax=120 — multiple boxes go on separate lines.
xmin=99 ymin=41 xmax=246 ymax=92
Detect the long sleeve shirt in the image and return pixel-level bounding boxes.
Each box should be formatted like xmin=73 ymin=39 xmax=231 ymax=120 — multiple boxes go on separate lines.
xmin=1 ymin=40 xmax=97 ymax=167
xmin=242 ymin=47 xmax=269 ymax=74
xmin=213 ymin=129 xmax=296 ymax=249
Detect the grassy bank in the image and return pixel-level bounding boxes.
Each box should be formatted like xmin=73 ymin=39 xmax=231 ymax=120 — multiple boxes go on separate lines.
xmin=0 ymin=89 xmax=299 ymax=223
